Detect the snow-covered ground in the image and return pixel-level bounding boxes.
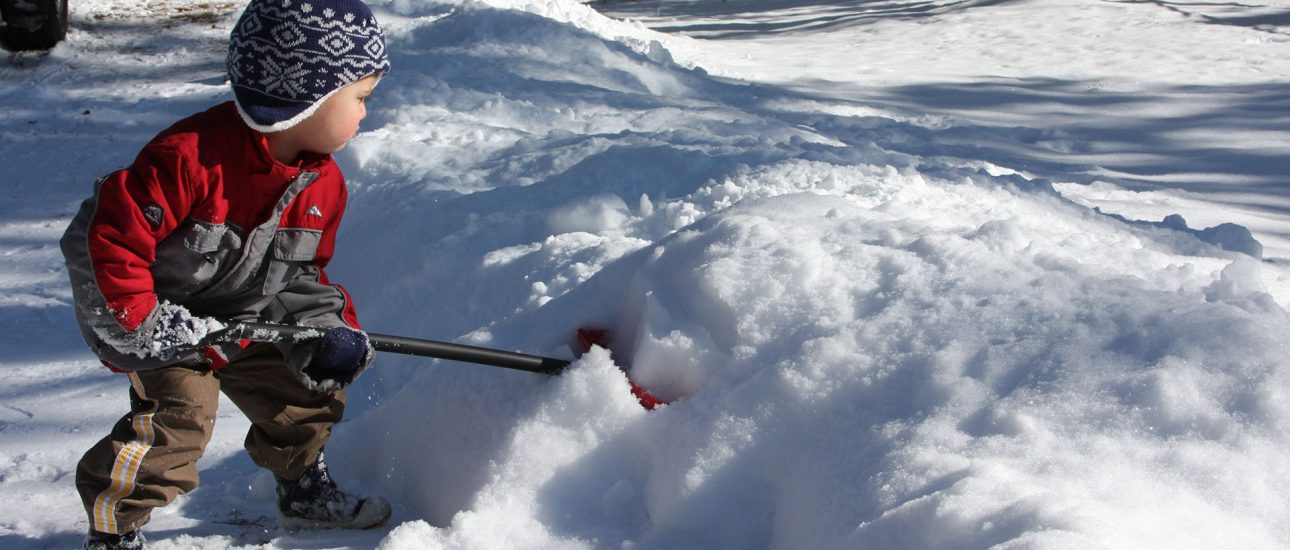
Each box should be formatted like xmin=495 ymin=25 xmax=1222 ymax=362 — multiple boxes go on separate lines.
xmin=2 ymin=0 xmax=1289 ymax=547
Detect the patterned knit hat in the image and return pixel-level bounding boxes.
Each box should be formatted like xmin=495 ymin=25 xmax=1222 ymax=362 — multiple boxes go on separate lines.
xmin=227 ymin=0 xmax=390 ymax=132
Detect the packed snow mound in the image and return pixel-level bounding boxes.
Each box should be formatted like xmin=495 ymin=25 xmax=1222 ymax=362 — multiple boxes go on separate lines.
xmin=308 ymin=2 xmax=1290 ymax=548
xmin=374 ymin=0 xmax=687 ymax=67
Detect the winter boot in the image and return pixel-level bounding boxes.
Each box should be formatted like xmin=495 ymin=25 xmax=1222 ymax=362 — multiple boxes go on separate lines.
xmin=83 ymin=529 xmax=145 ymax=550
xmin=275 ymin=452 xmax=391 ymax=530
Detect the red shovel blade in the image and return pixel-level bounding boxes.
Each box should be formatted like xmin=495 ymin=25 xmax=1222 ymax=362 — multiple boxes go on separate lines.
xmin=577 ymin=327 xmax=664 ymax=410
xmin=576 ymin=328 xmax=611 ymax=354
xmin=629 ymin=382 xmax=664 ymax=410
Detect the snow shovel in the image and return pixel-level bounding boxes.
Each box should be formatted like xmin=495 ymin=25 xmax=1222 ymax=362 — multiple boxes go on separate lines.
xmin=214 ymin=321 xmax=664 ymax=409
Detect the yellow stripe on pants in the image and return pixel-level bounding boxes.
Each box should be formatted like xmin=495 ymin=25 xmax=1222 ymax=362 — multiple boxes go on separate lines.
xmin=91 ymin=374 xmax=157 ymax=534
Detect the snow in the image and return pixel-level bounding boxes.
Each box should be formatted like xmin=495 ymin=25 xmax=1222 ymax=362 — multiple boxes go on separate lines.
xmin=2 ymin=0 xmax=1290 ymax=547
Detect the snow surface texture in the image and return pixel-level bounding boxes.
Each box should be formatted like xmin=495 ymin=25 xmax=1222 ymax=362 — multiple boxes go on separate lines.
xmin=1 ymin=0 xmax=1289 ymax=548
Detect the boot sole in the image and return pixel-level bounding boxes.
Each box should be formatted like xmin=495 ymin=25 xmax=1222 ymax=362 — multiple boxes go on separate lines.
xmin=277 ymin=497 xmax=392 ymax=531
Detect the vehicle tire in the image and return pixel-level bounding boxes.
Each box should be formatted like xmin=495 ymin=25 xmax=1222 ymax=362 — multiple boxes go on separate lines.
xmin=1 ymin=0 xmax=68 ymax=51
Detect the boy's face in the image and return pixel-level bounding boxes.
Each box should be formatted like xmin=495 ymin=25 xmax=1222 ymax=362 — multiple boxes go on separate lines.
xmin=291 ymin=75 xmax=380 ymax=156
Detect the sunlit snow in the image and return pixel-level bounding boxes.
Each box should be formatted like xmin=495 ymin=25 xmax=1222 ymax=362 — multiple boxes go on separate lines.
xmin=2 ymin=0 xmax=1289 ymax=548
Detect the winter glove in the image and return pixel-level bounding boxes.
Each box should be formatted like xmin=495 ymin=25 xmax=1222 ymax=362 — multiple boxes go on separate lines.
xmin=106 ymin=302 xmax=219 ymax=361
xmin=297 ymin=326 xmax=374 ymax=393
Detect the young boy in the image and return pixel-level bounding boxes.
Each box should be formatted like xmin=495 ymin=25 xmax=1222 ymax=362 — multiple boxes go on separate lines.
xmin=60 ymin=1 xmax=392 ymax=548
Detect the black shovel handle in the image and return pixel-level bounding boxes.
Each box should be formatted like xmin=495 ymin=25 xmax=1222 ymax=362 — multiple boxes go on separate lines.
xmin=216 ymin=322 xmax=571 ymax=375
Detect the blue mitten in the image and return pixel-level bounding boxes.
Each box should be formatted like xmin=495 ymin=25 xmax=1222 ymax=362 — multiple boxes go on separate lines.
xmin=140 ymin=303 xmax=217 ymax=360
xmin=301 ymin=326 xmax=372 ymax=392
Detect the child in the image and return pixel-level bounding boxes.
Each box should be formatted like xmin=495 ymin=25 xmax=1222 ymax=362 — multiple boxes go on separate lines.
xmin=60 ymin=1 xmax=392 ymax=548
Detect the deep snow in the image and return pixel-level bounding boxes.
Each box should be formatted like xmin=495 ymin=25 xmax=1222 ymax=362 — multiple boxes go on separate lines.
xmin=2 ymin=0 xmax=1290 ymax=548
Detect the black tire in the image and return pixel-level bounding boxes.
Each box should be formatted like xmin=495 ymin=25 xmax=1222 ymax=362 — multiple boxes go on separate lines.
xmin=1 ymin=0 xmax=68 ymax=51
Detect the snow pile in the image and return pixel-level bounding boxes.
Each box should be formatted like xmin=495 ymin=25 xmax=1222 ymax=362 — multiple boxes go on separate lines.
xmin=313 ymin=0 xmax=1290 ymax=547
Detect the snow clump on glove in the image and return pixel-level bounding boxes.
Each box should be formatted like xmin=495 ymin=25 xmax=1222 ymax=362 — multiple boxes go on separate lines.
xmin=146 ymin=303 xmax=220 ymax=358
xmin=99 ymin=302 xmax=222 ymax=360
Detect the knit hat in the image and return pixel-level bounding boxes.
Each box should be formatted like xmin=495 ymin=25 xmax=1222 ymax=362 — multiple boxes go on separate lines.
xmin=227 ymin=0 xmax=390 ymax=132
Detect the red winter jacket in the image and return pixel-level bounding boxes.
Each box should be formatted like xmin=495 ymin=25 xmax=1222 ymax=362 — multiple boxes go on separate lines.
xmin=61 ymin=101 xmax=362 ymax=371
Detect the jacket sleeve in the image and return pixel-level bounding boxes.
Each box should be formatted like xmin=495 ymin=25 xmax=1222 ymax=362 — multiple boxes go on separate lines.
xmin=61 ymin=144 xmax=201 ymax=369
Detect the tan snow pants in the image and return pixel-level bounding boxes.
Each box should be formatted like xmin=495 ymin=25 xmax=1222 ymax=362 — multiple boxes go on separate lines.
xmin=75 ymin=343 xmax=346 ymax=534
